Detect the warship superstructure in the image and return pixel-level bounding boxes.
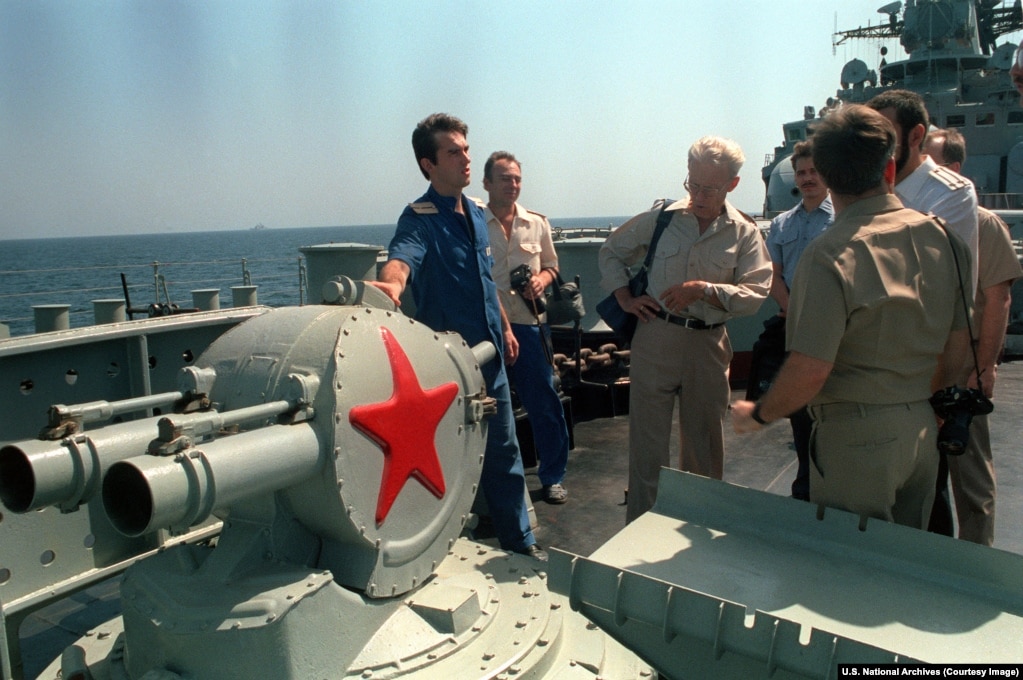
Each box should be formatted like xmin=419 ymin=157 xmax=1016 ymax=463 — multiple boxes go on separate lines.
xmin=762 ymin=0 xmax=1023 ymax=218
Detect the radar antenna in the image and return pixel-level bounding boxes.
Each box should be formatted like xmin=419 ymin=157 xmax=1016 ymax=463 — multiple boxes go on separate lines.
xmin=878 ymin=1 xmax=903 ymax=17
xmin=834 ymin=0 xmax=1021 ymax=47
xmin=834 ymin=2 xmax=902 ymax=45
xmin=976 ymin=0 xmax=1023 ymax=54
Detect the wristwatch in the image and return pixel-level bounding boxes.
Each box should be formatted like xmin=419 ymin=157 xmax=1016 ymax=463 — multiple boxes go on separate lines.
xmin=751 ymin=401 xmax=768 ymax=425
xmin=703 ymin=283 xmax=713 ymax=301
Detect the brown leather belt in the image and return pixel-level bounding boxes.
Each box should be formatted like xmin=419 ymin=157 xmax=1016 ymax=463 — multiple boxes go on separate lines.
xmin=653 ymin=309 xmax=723 ymax=330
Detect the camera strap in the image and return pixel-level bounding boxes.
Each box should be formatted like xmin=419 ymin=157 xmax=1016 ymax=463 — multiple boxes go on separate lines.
xmin=516 ymin=281 xmax=555 ymax=366
xmin=935 ymin=218 xmax=985 ymax=392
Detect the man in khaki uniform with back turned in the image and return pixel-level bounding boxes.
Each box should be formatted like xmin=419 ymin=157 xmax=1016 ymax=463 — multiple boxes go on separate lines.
xmin=732 ymin=105 xmax=972 ymax=529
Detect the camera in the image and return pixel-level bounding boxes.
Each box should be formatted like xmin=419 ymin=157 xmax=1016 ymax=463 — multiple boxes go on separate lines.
xmin=929 ymin=386 xmax=993 ymax=455
xmin=509 ymin=264 xmax=545 ymax=315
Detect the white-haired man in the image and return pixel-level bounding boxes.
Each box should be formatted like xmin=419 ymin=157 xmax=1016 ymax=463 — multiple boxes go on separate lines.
xmin=599 ymin=136 xmax=772 ymax=522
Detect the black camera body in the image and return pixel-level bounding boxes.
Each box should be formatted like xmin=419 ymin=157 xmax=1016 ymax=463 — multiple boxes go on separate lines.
xmin=509 ymin=264 xmax=545 ymax=315
xmin=929 ymin=386 xmax=994 ymax=455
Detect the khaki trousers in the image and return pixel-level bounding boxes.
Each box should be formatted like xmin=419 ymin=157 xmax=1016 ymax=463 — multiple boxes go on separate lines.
xmin=809 ymin=400 xmax=938 ymax=529
xmin=948 ymin=413 xmax=996 ymax=545
xmin=626 ymin=319 xmax=731 ymax=523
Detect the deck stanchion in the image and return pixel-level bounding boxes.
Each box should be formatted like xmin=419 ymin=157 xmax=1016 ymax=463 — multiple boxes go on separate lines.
xmin=33 ymin=304 xmax=70 ymax=333
xmin=92 ymin=299 xmax=127 ymax=325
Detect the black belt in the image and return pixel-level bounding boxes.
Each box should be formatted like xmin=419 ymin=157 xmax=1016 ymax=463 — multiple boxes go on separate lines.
xmin=653 ymin=309 xmax=723 ymax=330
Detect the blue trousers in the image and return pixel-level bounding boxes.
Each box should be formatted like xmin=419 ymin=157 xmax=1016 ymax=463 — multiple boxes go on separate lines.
xmin=481 ymin=359 xmax=536 ymax=552
xmin=790 ymin=407 xmax=813 ymax=500
xmin=508 ymin=324 xmax=569 ymax=486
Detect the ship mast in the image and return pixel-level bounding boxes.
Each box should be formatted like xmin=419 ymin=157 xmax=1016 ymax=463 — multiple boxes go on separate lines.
xmin=834 ymin=1 xmax=1021 ymax=50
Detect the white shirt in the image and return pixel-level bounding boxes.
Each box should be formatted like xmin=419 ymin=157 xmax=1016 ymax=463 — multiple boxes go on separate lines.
xmin=485 ymin=203 xmax=559 ymax=325
xmin=896 ymin=155 xmax=979 ymax=292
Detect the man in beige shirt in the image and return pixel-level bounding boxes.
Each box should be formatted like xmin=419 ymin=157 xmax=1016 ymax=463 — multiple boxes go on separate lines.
xmin=599 ymin=136 xmax=772 ymax=522
xmin=483 ymin=151 xmax=570 ymax=505
xmin=924 ymin=128 xmax=1022 ymax=545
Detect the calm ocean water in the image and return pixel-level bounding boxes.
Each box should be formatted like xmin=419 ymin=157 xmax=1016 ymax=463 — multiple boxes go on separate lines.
xmin=0 ymin=217 xmax=627 ymax=337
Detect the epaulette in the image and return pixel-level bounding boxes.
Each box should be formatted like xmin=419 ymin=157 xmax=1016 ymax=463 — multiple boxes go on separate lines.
xmin=929 ymin=165 xmax=971 ymax=192
xmin=409 ymin=201 xmax=438 ymax=214
xmin=525 ymin=208 xmax=547 ymax=219
xmin=468 ymin=196 xmax=487 ymax=209
xmin=737 ymin=209 xmax=758 ymax=226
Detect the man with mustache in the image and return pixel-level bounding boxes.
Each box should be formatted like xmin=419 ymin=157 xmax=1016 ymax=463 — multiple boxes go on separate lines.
xmin=759 ymin=141 xmax=834 ymax=501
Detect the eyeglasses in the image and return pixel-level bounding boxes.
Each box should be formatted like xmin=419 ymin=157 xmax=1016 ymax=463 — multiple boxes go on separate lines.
xmin=684 ymin=176 xmax=731 ymax=197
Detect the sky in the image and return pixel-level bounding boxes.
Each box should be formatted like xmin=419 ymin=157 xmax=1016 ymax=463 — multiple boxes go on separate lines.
xmin=3 ymin=0 xmax=1020 ymax=240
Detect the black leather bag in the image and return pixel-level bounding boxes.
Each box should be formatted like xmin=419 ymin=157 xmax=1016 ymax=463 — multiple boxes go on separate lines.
xmin=595 ymin=200 xmax=674 ymax=342
xmin=545 ymin=273 xmax=585 ymax=326
xmin=745 ymin=314 xmax=787 ymax=401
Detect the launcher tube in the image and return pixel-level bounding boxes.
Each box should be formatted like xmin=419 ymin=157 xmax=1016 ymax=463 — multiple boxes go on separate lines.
xmin=103 ymin=422 xmax=322 ymax=537
xmin=0 ymin=418 xmax=162 ymax=513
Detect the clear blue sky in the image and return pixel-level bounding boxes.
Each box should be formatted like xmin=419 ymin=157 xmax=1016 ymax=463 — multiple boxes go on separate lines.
xmin=3 ymin=1 xmax=1019 ymax=239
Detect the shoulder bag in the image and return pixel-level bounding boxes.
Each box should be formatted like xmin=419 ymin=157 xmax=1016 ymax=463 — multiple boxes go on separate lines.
xmin=595 ymin=200 xmax=674 ymax=342
xmin=545 ymin=272 xmax=586 ymax=326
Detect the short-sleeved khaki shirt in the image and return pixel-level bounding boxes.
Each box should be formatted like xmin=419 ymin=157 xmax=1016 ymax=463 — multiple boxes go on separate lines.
xmin=598 ymin=199 xmax=771 ymax=325
xmin=976 ymin=208 xmax=1022 ymax=322
xmin=788 ymin=193 xmax=972 ymax=405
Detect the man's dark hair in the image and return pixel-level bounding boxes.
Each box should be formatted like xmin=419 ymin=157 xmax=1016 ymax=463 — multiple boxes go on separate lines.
xmin=412 ymin=113 xmax=469 ymax=180
xmin=788 ymin=140 xmax=813 ymax=169
xmin=866 ymin=89 xmax=930 ymax=151
xmin=484 ymin=151 xmax=519 ymax=182
xmin=811 ymin=105 xmax=896 ymax=196
xmin=927 ymin=127 xmax=967 ymax=166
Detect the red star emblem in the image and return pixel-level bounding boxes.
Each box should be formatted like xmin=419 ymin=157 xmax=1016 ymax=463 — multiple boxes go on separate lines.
xmin=349 ymin=327 xmax=458 ymax=526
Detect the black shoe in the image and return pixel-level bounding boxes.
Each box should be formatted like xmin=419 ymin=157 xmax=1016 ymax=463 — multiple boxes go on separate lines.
xmin=515 ymin=544 xmax=548 ymax=562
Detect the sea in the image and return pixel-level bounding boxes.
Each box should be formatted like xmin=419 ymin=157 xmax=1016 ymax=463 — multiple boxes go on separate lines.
xmin=0 ymin=217 xmax=629 ymax=338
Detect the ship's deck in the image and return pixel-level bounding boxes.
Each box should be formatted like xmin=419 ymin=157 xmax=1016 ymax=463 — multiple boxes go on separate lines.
xmin=17 ymin=361 xmax=1023 ymax=678
xmin=526 ymin=361 xmax=1023 ymax=559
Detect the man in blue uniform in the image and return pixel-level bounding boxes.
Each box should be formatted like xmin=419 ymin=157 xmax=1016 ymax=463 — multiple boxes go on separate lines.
xmin=763 ymin=141 xmax=834 ymax=500
xmin=369 ymin=113 xmax=544 ymax=560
